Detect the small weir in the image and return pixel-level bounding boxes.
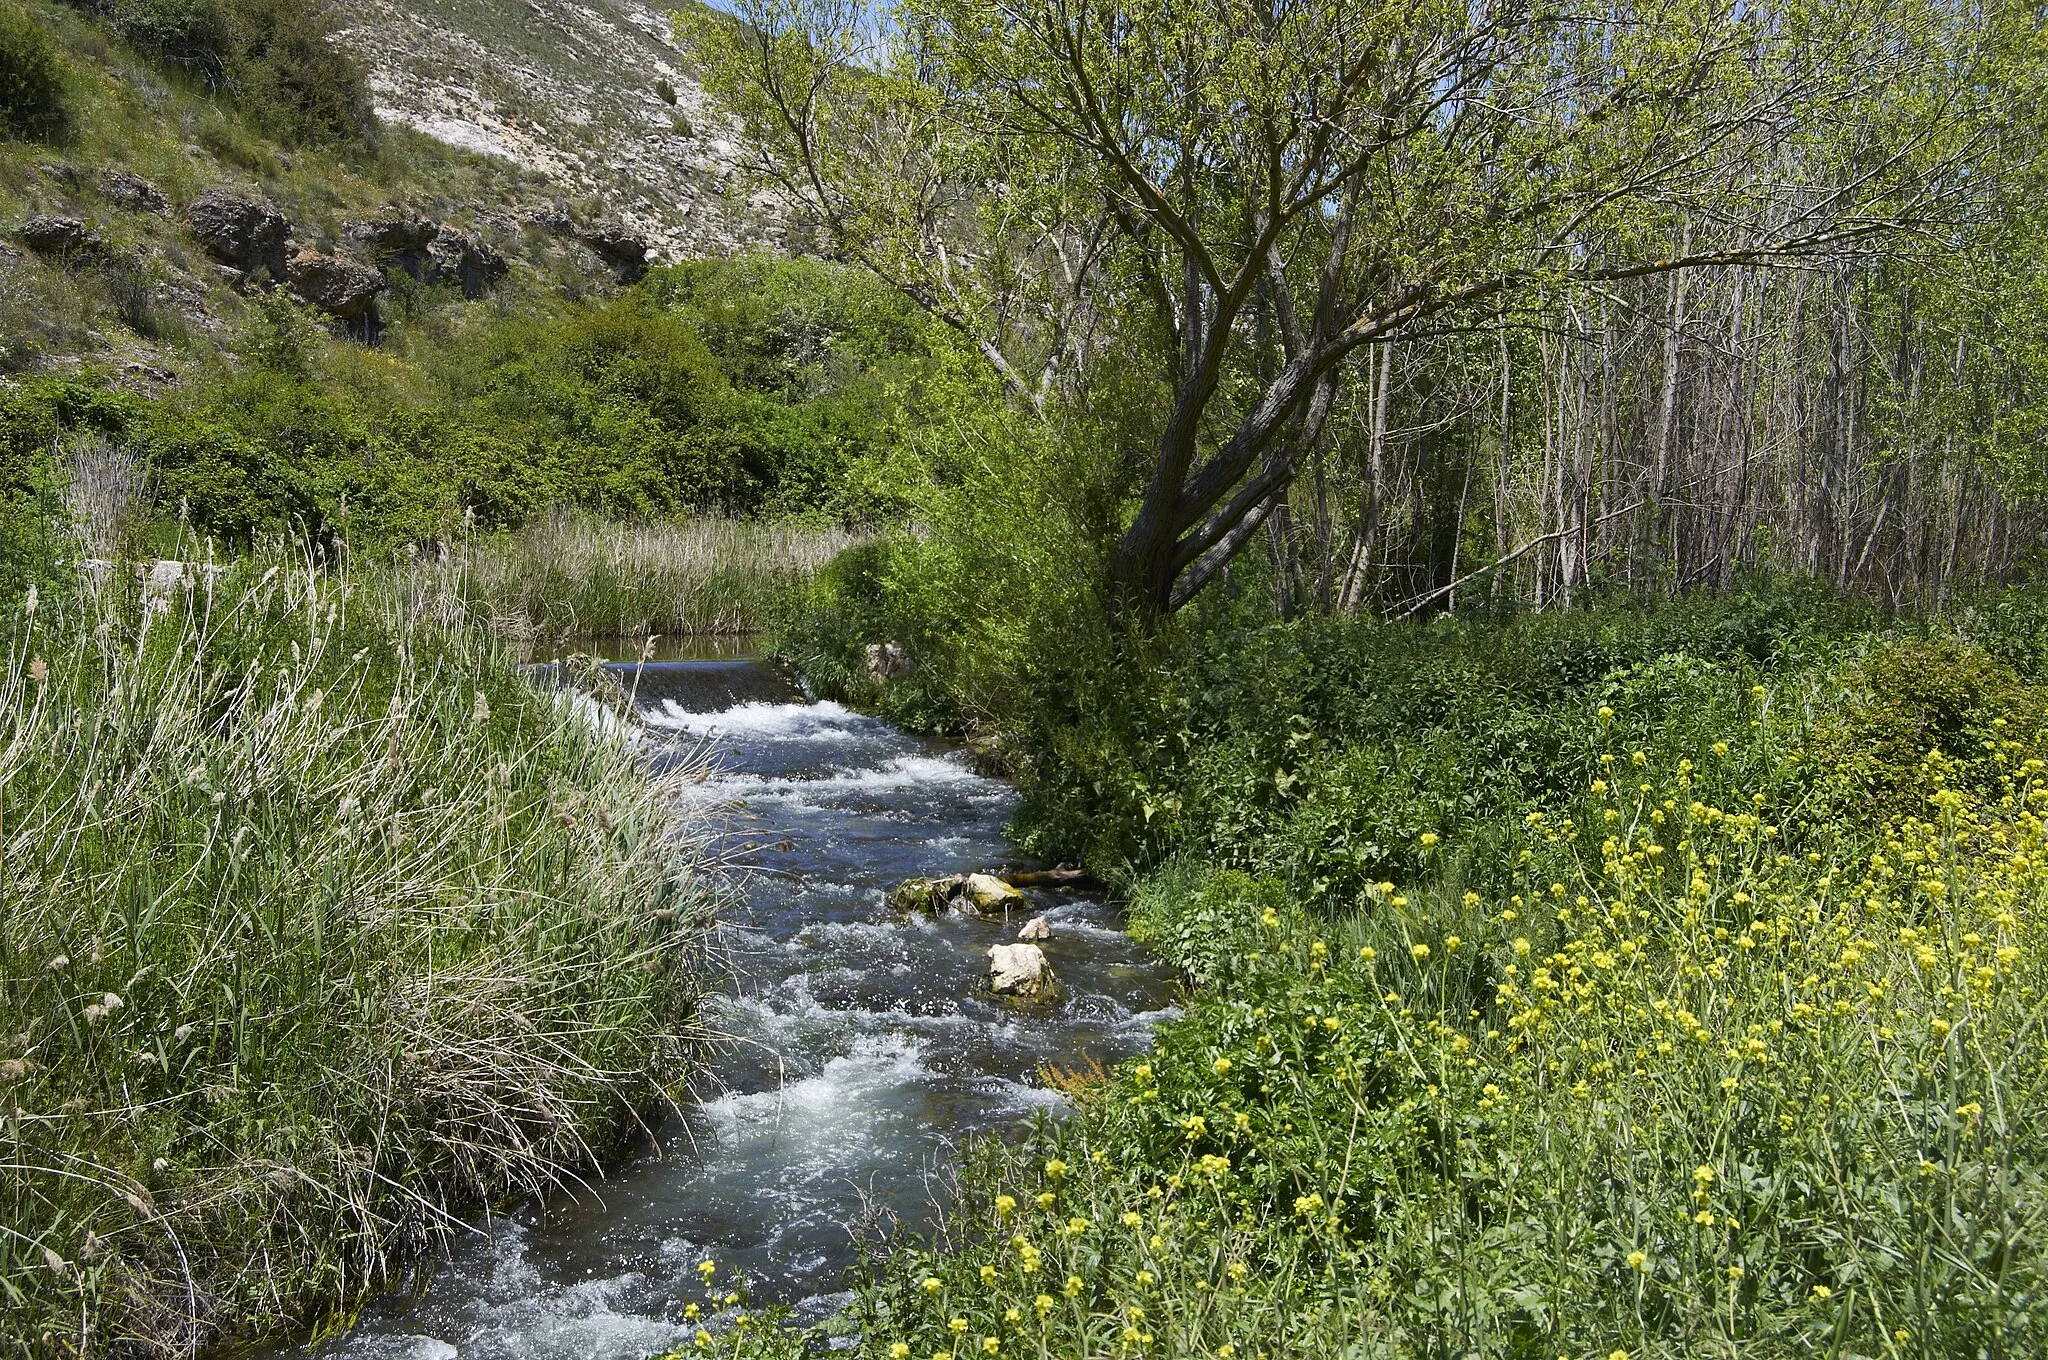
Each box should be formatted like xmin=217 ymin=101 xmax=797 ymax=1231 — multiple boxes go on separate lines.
xmin=296 ymin=653 xmax=1176 ymax=1359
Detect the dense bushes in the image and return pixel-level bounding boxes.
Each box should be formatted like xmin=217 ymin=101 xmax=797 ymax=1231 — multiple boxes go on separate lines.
xmin=1 ymin=256 xmax=940 ymax=553
xmin=93 ymin=0 xmax=369 ymax=144
xmin=837 ymin=730 xmax=2048 ymax=1357
xmin=726 ymin=563 xmax=2048 ymax=1357
xmin=744 ymin=462 xmax=2048 ymax=1356
xmin=0 ymin=2 xmax=63 ymax=137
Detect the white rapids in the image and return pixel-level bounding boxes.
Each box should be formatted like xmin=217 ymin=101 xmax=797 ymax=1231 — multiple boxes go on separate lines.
xmin=288 ymin=659 xmax=1176 ymax=1359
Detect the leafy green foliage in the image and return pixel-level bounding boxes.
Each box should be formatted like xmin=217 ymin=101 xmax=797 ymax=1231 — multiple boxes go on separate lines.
xmin=1 ymin=255 xmax=940 ymax=553
xmin=227 ymin=0 xmax=372 ymax=145
xmin=740 ymin=573 xmax=2048 ymax=1358
xmin=103 ymin=0 xmax=234 ymax=80
xmin=0 ymin=1 xmax=63 ymax=137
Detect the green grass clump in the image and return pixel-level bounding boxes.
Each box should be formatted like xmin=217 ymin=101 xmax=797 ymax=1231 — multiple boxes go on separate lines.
xmin=460 ymin=512 xmax=867 ymax=644
xmin=0 ymin=553 xmax=715 ymax=1355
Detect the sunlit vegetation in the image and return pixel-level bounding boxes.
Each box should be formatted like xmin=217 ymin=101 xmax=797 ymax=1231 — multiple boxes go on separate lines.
xmin=0 ymin=556 xmax=715 ymax=1353
xmin=712 ymin=582 xmax=2048 ymax=1357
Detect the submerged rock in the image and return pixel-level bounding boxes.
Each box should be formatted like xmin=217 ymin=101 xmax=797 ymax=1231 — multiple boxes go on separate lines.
xmin=962 ymin=872 xmax=1024 ymax=911
xmin=988 ymin=942 xmax=1053 ymax=998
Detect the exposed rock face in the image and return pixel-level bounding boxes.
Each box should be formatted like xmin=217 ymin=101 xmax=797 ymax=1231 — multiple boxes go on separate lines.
xmin=424 ymin=230 xmax=507 ymax=297
xmin=345 ymin=209 xmax=439 ymax=262
xmin=186 ymin=190 xmax=290 ymax=281
xmin=19 ymin=215 xmax=99 ymax=258
xmin=287 ymin=249 xmax=385 ymax=321
xmin=345 ymin=212 xmax=509 ymax=297
xmin=988 ymin=942 xmax=1053 ymax=998
xmin=1018 ymin=916 xmax=1051 ymax=942
xmin=576 ymin=221 xmax=652 ymax=282
xmin=99 ymin=169 xmax=169 ymax=214
xmin=328 ymin=0 xmax=788 ymax=259
xmin=890 ymin=873 xmax=1027 ymax=914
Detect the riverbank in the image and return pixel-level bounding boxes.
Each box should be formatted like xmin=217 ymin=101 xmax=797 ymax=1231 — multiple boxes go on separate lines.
xmin=0 ymin=556 xmax=716 ymax=1356
xmin=285 ymin=662 xmax=1173 ymax=1360
xmin=691 ymin=567 xmax=2048 ymax=1358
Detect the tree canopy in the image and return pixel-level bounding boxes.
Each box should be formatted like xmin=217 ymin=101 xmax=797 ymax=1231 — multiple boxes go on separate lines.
xmin=688 ymin=0 xmax=2042 ymax=616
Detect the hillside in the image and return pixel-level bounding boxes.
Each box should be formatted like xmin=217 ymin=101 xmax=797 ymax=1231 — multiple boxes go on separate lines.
xmin=332 ymin=0 xmax=785 ymax=259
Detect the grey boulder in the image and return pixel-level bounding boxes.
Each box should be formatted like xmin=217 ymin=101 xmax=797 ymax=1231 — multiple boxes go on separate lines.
xmin=186 ymin=190 xmax=290 ymax=281
xmin=100 ymin=169 xmax=169 ymax=215
xmin=286 ymin=249 xmax=384 ymax=321
xmin=19 ymin=214 xmax=99 ymax=258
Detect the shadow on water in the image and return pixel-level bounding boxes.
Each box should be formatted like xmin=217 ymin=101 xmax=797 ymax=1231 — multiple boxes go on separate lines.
xmin=272 ymin=658 xmax=1177 ymax=1360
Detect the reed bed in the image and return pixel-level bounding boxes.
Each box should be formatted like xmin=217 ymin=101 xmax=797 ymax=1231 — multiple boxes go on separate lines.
xmin=0 ymin=553 xmax=716 ymax=1357
xmin=461 ymin=513 xmax=866 ymax=645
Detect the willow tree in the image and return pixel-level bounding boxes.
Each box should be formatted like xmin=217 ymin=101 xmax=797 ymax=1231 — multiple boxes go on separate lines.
xmin=686 ymin=0 xmax=2005 ymax=617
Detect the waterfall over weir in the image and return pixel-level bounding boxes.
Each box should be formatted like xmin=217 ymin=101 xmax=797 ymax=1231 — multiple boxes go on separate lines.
xmin=290 ymin=656 xmax=1176 ymax=1360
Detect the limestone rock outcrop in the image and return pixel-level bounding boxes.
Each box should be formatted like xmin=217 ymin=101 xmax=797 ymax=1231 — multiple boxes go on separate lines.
xmin=286 ymin=249 xmax=385 ymax=321
xmin=186 ymin=190 xmax=290 ymax=281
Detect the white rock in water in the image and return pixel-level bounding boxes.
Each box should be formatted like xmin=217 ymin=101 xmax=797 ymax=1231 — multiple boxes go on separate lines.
xmin=988 ymin=942 xmax=1050 ymax=997
xmin=1018 ymin=916 xmax=1051 ymax=941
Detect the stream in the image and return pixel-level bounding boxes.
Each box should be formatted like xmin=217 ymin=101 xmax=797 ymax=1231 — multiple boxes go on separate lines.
xmin=295 ymin=655 xmax=1177 ymax=1360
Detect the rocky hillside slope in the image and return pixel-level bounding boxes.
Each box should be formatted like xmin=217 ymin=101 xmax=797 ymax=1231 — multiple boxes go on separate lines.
xmin=331 ymin=0 xmax=785 ymax=261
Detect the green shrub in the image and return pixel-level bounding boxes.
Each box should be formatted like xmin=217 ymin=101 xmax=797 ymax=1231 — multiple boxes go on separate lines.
xmin=703 ymin=677 xmax=2048 ymax=1360
xmin=1804 ymin=636 xmax=2039 ymax=822
xmin=0 ymin=1 xmax=64 ymax=137
xmin=228 ymin=0 xmax=372 ymax=146
xmin=105 ymin=0 xmax=234 ymax=81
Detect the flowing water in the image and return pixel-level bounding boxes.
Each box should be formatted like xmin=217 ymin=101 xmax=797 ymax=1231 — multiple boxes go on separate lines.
xmin=294 ymin=657 xmax=1176 ymax=1360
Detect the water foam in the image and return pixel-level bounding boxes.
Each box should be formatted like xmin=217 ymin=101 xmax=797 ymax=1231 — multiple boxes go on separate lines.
xmin=696 ymin=1034 xmax=932 ymax=1152
xmin=643 ymin=700 xmax=869 ymax=739
xmin=693 ymin=760 xmax=999 ymax=817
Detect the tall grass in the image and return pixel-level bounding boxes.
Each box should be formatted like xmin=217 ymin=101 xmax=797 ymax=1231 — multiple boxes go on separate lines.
xmin=0 ymin=552 xmax=715 ymax=1356
xmin=461 ymin=513 xmax=867 ymax=646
